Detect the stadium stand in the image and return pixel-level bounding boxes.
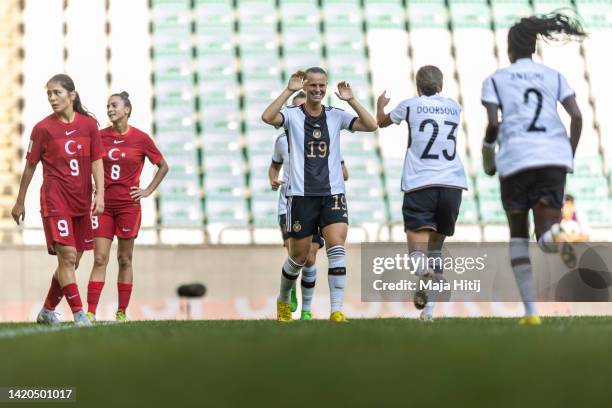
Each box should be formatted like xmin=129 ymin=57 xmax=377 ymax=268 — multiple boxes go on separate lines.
xmin=4 ymin=0 xmax=611 ymax=244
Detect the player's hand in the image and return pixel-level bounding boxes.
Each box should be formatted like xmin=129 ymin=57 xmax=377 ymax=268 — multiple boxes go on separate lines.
xmin=270 ymin=180 xmax=284 ymax=191
xmin=11 ymin=202 xmax=25 ymax=225
xmin=335 ymin=81 xmax=354 ymax=102
xmin=287 ymin=71 xmax=305 ymax=92
xmin=482 ymin=141 xmax=497 ymax=176
xmin=377 ymin=91 xmax=390 ymax=108
xmin=130 ymin=186 xmax=152 ymax=201
xmin=92 ymin=193 xmax=104 ymax=215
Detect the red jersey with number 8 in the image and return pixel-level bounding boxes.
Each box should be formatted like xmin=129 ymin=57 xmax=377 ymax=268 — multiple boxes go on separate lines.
xmin=100 ymin=126 xmax=163 ymax=209
xmin=26 ymin=113 xmax=105 ymax=217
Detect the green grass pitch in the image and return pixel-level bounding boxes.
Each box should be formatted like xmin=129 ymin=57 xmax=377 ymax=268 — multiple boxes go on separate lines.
xmin=1 ymin=317 xmax=611 ymax=407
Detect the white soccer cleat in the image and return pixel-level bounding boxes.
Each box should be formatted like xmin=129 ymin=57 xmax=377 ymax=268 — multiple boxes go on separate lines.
xmin=419 ymin=309 xmax=434 ymax=322
xmin=550 ymin=223 xmax=577 ymax=269
xmin=73 ymin=310 xmax=92 ymax=326
xmin=36 ymin=308 xmax=61 ymax=325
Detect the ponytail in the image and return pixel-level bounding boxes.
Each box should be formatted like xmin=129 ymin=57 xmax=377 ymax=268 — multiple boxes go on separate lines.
xmin=508 ymin=13 xmax=587 ymax=59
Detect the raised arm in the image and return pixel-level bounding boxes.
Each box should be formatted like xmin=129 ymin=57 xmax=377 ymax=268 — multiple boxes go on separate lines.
xmin=481 ymin=102 xmax=499 ymax=176
xmin=376 ymin=91 xmax=393 ymax=128
xmin=335 ymin=81 xmax=378 ymax=132
xmin=262 ymin=71 xmax=305 ymax=127
xmin=11 ymin=161 xmax=37 ymax=225
xmin=561 ymin=95 xmax=582 ymax=156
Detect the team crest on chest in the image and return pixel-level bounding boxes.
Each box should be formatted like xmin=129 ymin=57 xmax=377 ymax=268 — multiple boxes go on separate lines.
xmin=292 ymin=220 xmax=301 ymax=233
xmin=313 ymin=124 xmax=322 ymax=139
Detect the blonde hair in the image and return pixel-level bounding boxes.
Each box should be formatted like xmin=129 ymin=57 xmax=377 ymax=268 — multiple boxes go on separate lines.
xmin=416 ymin=66 xmax=443 ymax=96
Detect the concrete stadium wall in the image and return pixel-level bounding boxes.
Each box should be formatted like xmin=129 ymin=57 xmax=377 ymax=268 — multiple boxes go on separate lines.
xmin=1 ymin=244 xmax=610 ymax=322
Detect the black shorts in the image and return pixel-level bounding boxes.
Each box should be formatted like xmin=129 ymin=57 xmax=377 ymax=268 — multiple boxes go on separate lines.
xmin=500 ymin=166 xmax=566 ymax=212
xmin=402 ymin=187 xmax=462 ymax=236
xmin=286 ymin=194 xmax=348 ymax=239
xmin=279 ymin=214 xmax=325 ymax=247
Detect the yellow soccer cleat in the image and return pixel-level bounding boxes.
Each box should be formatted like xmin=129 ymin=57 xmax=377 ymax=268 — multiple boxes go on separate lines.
xmin=329 ymin=311 xmax=348 ymax=323
xmin=519 ymin=315 xmax=542 ymax=326
xmin=277 ymin=301 xmax=292 ymax=322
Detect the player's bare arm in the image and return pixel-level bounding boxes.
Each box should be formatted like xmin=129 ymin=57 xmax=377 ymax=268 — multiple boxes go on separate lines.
xmin=91 ymin=158 xmax=105 ymax=215
xmin=335 ymin=81 xmax=377 ymax=132
xmin=268 ymin=162 xmax=283 ymax=191
xmin=561 ymin=95 xmax=582 ymax=156
xmin=376 ymin=90 xmax=393 ymax=128
xmin=11 ymin=161 xmax=37 ymax=225
xmin=130 ymin=158 xmax=170 ymax=201
xmin=262 ymin=71 xmax=305 ymax=128
xmin=341 ymin=163 xmax=349 ymax=181
xmin=482 ymin=102 xmax=499 ymax=176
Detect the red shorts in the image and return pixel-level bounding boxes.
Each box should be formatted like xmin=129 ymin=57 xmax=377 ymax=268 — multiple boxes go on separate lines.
xmin=42 ymin=215 xmax=94 ymax=255
xmin=92 ymin=206 xmax=142 ymax=240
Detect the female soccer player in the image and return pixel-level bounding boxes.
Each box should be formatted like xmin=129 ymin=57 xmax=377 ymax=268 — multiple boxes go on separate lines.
xmin=481 ymin=14 xmax=585 ymax=325
xmin=262 ymin=68 xmax=377 ymax=322
xmin=268 ymin=91 xmax=350 ymax=320
xmin=377 ymin=65 xmax=468 ymax=321
xmin=86 ymin=92 xmax=168 ymax=322
xmin=11 ymin=74 xmax=105 ymax=325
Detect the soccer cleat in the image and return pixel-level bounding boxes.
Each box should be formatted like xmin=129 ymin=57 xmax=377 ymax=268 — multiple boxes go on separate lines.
xmin=290 ymin=286 xmax=298 ymax=312
xmin=73 ymin=310 xmax=92 ymax=326
xmin=413 ymin=290 xmax=428 ymax=310
xmin=277 ymin=301 xmax=292 ymax=322
xmin=419 ymin=310 xmax=434 ymax=322
xmin=551 ymin=223 xmax=577 ymax=269
xmin=519 ymin=315 xmax=542 ymax=326
xmin=300 ymin=311 xmax=313 ymax=321
xmin=36 ymin=308 xmax=61 ymax=325
xmin=115 ymin=310 xmax=128 ymax=322
xmin=86 ymin=312 xmax=96 ymax=323
xmin=329 ymin=311 xmax=348 ymax=323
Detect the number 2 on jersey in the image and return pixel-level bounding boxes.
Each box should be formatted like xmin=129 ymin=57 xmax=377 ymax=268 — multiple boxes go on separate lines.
xmin=524 ymin=88 xmax=546 ymax=132
xmin=419 ymin=119 xmax=458 ymax=161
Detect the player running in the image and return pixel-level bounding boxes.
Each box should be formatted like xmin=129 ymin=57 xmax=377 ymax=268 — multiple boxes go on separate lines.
xmin=269 ymin=91 xmax=349 ymax=320
xmin=11 ymin=74 xmax=105 ymax=325
xmin=86 ymin=92 xmax=168 ymax=322
xmin=377 ymin=66 xmax=468 ymax=322
xmin=481 ymin=14 xmax=585 ymax=325
xmin=262 ymin=68 xmax=377 ymax=322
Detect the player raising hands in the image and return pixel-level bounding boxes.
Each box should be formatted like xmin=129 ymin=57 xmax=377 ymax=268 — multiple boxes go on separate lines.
xmin=262 ymin=67 xmax=377 ymax=322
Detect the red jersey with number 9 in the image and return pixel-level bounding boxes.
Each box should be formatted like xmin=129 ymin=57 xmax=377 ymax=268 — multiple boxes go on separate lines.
xmin=26 ymin=113 xmax=105 ymax=217
xmin=100 ymin=126 xmax=163 ymax=209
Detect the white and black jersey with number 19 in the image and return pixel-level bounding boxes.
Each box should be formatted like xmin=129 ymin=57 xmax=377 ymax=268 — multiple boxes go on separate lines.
xmin=279 ymin=105 xmax=356 ymax=196
xmin=481 ymin=58 xmax=575 ymax=178
xmin=390 ymin=94 xmax=468 ymax=193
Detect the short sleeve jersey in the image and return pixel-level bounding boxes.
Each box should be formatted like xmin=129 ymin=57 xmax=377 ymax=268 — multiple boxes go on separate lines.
xmin=279 ymin=104 xmax=356 ymax=196
xmin=481 ymin=58 xmax=574 ymax=177
xmin=26 ymin=112 xmax=105 ymax=217
xmin=100 ymin=126 xmax=163 ymax=209
xmin=272 ymin=132 xmax=345 ymax=215
xmin=390 ymin=94 xmax=468 ymax=192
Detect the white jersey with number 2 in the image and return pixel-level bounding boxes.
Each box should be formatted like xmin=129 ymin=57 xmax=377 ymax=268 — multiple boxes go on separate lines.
xmin=481 ymin=58 xmax=574 ymax=178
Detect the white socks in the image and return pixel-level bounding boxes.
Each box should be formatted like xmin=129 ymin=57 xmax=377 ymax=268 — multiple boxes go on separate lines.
xmin=510 ymin=238 xmax=537 ymax=316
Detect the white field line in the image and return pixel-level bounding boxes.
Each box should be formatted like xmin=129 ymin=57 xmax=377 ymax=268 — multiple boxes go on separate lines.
xmin=0 ymin=322 xmax=117 ymax=339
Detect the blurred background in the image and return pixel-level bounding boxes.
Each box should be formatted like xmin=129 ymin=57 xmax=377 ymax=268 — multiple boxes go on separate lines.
xmin=0 ymin=0 xmax=611 ymax=320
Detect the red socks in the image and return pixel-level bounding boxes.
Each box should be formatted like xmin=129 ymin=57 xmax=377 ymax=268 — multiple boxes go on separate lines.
xmin=43 ymin=276 xmax=63 ymax=311
xmin=87 ymin=281 xmax=105 ymax=314
xmin=117 ymin=283 xmax=133 ymax=313
xmin=61 ymin=283 xmax=83 ymax=313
